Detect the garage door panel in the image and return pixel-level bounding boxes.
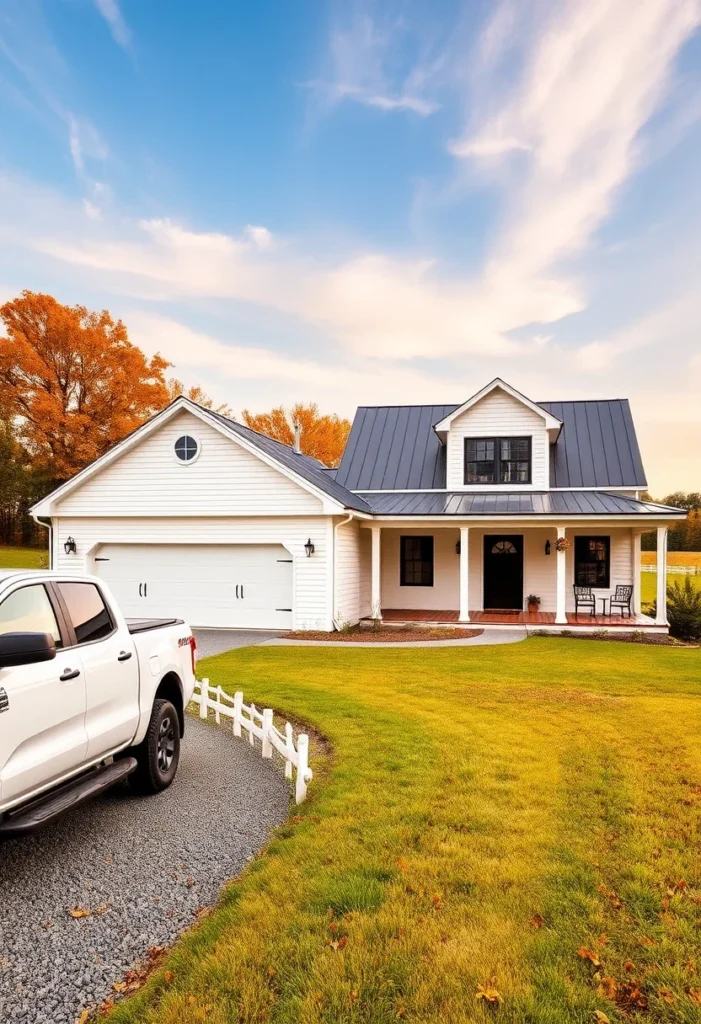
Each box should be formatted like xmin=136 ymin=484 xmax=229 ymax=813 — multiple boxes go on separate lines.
xmin=95 ymin=545 xmax=293 ymax=629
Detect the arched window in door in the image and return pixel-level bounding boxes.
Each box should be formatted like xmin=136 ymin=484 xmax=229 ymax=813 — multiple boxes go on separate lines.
xmin=491 ymin=540 xmax=518 ymax=555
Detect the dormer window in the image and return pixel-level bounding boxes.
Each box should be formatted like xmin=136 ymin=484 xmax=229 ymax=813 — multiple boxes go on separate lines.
xmin=464 ymin=437 xmax=531 ymax=485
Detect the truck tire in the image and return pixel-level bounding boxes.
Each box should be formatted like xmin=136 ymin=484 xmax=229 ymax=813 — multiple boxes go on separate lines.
xmin=130 ymin=699 xmax=181 ymax=794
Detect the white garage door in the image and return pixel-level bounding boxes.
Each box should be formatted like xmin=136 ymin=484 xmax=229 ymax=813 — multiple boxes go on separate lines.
xmin=94 ymin=544 xmax=293 ymax=629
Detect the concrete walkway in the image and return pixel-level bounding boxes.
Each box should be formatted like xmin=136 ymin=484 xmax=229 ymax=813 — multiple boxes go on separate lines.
xmin=261 ymin=628 xmax=527 ymax=648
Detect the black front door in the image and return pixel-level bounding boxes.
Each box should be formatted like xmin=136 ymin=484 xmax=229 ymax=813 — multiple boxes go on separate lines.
xmin=483 ymin=535 xmax=524 ymax=610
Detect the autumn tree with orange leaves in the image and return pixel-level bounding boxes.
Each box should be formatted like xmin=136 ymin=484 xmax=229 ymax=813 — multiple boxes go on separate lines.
xmin=0 ymin=291 xmax=170 ymax=482
xmin=242 ymin=403 xmax=351 ymax=467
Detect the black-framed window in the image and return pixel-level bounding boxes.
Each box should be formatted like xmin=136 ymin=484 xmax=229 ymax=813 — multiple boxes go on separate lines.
xmin=574 ymin=537 xmax=610 ymax=588
xmin=400 ymin=536 xmax=434 ymax=587
xmin=464 ymin=436 xmax=531 ymax=484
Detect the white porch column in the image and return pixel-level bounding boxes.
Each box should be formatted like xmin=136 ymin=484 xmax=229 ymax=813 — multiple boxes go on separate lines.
xmin=459 ymin=527 xmax=470 ymax=622
xmin=371 ymin=524 xmax=382 ymax=620
xmin=656 ymin=526 xmax=668 ymax=625
xmin=555 ymin=525 xmax=567 ymax=624
xmin=631 ymin=530 xmax=642 ymax=616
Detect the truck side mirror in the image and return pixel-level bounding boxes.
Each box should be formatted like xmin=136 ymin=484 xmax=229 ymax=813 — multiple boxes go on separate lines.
xmin=0 ymin=632 xmax=57 ymax=669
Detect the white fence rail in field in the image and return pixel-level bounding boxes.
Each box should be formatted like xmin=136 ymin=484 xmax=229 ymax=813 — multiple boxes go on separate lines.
xmin=191 ymin=679 xmax=313 ymax=803
xmin=641 ymin=564 xmax=700 ymax=575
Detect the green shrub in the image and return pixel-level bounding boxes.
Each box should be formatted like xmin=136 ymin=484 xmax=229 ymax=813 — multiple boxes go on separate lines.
xmin=667 ymin=578 xmax=701 ymax=641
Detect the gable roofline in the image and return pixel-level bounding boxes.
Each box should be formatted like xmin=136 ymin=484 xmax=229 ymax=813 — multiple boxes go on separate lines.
xmin=31 ymin=397 xmax=371 ymax=517
xmin=432 ymin=378 xmax=562 ymax=440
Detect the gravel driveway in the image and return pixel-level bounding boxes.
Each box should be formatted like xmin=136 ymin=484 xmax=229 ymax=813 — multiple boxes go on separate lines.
xmin=0 ymin=718 xmax=289 ymax=1024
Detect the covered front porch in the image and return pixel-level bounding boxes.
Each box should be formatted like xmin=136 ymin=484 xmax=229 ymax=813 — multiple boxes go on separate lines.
xmin=360 ymin=522 xmax=670 ymax=633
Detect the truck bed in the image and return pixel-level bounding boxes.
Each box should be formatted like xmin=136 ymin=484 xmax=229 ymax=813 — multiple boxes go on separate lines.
xmin=126 ymin=617 xmax=184 ymax=634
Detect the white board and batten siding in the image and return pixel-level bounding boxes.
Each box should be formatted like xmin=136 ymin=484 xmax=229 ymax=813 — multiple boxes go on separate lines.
xmin=445 ymin=391 xmax=549 ymax=491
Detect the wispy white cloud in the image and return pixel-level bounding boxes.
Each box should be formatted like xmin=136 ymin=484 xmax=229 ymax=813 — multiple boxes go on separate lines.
xmin=452 ymin=0 xmax=701 ymax=292
xmin=308 ymin=4 xmax=441 ymax=117
xmin=92 ymin=0 xmax=132 ymax=51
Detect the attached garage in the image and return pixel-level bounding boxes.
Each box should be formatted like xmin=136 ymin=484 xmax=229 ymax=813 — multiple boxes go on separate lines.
xmin=94 ymin=544 xmax=294 ymax=629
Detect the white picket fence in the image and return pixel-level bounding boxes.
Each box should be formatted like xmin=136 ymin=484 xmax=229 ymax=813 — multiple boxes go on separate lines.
xmin=191 ymin=679 xmax=313 ymax=803
xmin=641 ymin=564 xmax=700 ymax=575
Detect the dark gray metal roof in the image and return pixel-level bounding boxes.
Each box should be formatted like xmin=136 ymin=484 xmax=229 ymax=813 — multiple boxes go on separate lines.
xmin=335 ymin=405 xmax=456 ymax=491
xmin=203 ymin=407 xmax=372 ymax=513
xmin=539 ymin=400 xmax=646 ymax=488
xmin=335 ymin=399 xmax=647 ymax=490
xmin=359 ymin=491 xmax=683 ymax=517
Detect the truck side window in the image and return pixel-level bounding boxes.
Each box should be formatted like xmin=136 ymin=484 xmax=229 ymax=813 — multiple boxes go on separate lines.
xmin=0 ymin=585 xmax=63 ymax=647
xmin=57 ymin=583 xmax=114 ymax=644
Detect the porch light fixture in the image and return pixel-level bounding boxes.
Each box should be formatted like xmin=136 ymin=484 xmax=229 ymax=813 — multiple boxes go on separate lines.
xmin=544 ymin=540 xmax=551 ymax=555
xmin=64 ymin=536 xmax=77 ymax=555
xmin=304 ymin=538 xmax=315 ymax=558
xmin=455 ymin=541 xmax=461 ymax=555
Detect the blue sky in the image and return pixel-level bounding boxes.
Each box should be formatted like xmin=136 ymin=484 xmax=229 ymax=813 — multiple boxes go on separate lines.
xmin=1 ymin=0 xmax=700 ymax=493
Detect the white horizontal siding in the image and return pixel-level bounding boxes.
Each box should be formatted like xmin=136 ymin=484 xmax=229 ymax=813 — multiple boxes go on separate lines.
xmin=379 ymin=527 xmax=460 ymax=611
xmin=374 ymin=525 xmax=636 ymax=614
xmin=52 ymin=516 xmax=333 ymax=630
xmin=334 ymin=518 xmax=361 ymax=626
xmin=359 ymin=529 xmax=372 ymax=619
xmin=55 ymin=411 xmax=323 ymax=517
xmin=446 ymin=390 xmax=549 ymax=491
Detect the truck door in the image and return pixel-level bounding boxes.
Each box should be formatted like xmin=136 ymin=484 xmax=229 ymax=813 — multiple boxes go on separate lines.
xmin=0 ymin=583 xmax=87 ymax=807
xmin=54 ymin=582 xmax=140 ymax=759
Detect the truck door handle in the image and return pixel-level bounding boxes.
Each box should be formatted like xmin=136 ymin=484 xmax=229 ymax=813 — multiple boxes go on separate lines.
xmin=59 ymin=668 xmax=80 ymax=682
xmin=117 ymin=651 xmax=132 ymax=662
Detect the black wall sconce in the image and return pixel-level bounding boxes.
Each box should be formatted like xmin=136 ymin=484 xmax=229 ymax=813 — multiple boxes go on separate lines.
xmin=304 ymin=538 xmax=315 ymax=558
xmin=455 ymin=541 xmax=461 ymax=555
xmin=544 ymin=540 xmax=551 ymax=555
xmin=64 ymin=536 xmax=77 ymax=555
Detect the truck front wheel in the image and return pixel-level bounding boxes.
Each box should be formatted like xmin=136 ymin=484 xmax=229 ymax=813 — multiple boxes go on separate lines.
xmin=130 ymin=699 xmax=181 ymax=794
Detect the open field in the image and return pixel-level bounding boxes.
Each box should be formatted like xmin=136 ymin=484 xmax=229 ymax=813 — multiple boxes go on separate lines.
xmin=107 ymin=638 xmax=701 ymax=1024
xmin=0 ymin=545 xmax=48 ymax=569
xmin=642 ymin=551 xmax=701 ymax=568
xmin=641 ymin=570 xmax=701 ymax=605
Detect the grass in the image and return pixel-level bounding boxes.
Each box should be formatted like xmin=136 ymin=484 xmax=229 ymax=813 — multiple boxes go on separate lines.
xmin=107 ymin=639 xmax=701 ymax=1024
xmin=0 ymin=545 xmax=48 ymax=569
xmin=641 ymin=571 xmax=701 ymax=605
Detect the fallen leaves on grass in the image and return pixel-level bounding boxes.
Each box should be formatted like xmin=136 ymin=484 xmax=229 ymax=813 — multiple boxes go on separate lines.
xmin=593 ymin=1012 xmax=610 ymax=1023
xmin=530 ymin=914 xmax=544 ymax=929
xmin=476 ymin=979 xmax=503 ymax=1005
xmin=597 ymin=976 xmax=617 ymax=1000
xmin=578 ymin=947 xmax=602 ymax=968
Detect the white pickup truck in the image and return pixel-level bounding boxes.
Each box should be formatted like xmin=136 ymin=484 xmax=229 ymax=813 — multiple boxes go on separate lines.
xmin=0 ymin=570 xmax=197 ymax=839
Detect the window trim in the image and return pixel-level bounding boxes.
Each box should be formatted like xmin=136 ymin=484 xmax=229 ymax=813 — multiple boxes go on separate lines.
xmin=0 ymin=582 xmax=67 ymax=648
xmin=400 ymin=535 xmax=434 ymax=587
xmin=574 ymin=536 xmax=611 ymax=590
xmin=49 ymin=581 xmax=117 ymax=649
xmin=173 ymin=433 xmax=201 ymax=465
xmin=463 ymin=435 xmax=532 ymax=485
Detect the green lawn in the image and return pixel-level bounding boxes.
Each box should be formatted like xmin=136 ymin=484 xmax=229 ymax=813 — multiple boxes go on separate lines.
xmin=641 ymin=570 xmax=701 ymax=606
xmin=108 ymin=639 xmax=701 ymax=1024
xmin=0 ymin=545 xmax=48 ymax=569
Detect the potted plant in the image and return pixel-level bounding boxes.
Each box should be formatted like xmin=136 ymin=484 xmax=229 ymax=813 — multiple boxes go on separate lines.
xmin=527 ymin=594 xmax=541 ymax=614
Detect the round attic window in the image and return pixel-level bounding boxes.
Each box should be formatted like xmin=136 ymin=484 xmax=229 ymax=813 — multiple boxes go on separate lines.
xmin=174 ymin=434 xmax=199 ymax=463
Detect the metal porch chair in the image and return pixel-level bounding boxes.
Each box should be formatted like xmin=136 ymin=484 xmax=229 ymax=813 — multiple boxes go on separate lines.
xmin=573 ymin=586 xmax=596 ymax=617
xmin=610 ymin=585 xmax=634 ymax=618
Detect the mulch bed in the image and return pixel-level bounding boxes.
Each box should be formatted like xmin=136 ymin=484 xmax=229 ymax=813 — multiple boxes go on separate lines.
xmin=281 ymin=628 xmax=484 ymax=643
xmin=542 ymin=630 xmax=698 ymax=647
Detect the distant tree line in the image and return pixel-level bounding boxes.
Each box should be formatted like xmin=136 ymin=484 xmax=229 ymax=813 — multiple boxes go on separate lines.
xmin=641 ymin=492 xmax=701 ymax=551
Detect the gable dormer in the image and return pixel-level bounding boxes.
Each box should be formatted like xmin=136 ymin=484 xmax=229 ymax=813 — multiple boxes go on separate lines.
xmin=433 ymin=379 xmax=562 ymax=492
